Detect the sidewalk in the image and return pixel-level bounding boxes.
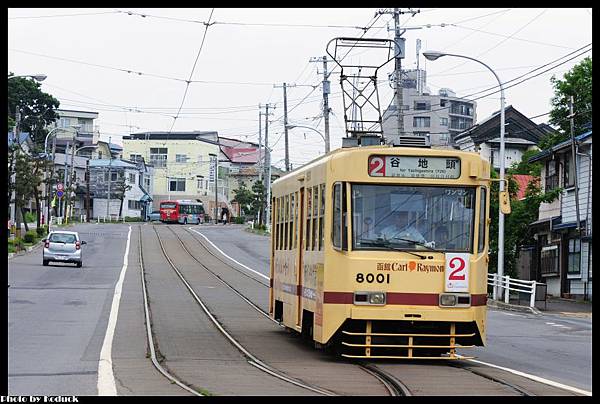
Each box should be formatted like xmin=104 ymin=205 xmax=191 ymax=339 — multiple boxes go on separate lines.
xmin=488 ymin=295 xmax=592 ymax=318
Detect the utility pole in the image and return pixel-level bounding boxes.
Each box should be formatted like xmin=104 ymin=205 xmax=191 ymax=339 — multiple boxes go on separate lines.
xmin=63 ymin=141 xmax=70 ymax=221
xmin=106 ymin=136 xmax=112 ymax=220
xmin=47 ymin=136 xmax=56 ymax=228
xmin=12 ymin=108 xmax=21 ymax=241
xmin=310 ymin=56 xmax=331 ymax=153
xmin=377 ymin=8 xmax=416 ymax=136
xmin=569 ymin=95 xmax=582 ymax=234
xmin=258 ymin=104 xmax=263 ymax=182
xmin=261 ymin=103 xmax=275 ymax=230
xmin=212 ymin=153 xmax=218 ymax=224
xmin=274 ymin=82 xmax=296 ymax=171
xmin=85 ymin=159 xmax=91 ymax=222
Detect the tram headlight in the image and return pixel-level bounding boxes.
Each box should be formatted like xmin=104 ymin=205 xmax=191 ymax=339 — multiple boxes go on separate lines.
xmin=354 ymin=291 xmax=386 ymax=305
xmin=439 ymin=294 xmax=457 ymax=307
xmin=369 ymin=292 xmax=386 ymax=305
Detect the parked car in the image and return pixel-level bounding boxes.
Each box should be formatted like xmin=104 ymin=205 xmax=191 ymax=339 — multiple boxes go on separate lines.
xmin=42 ymin=231 xmax=87 ymax=268
xmin=148 ymin=210 xmax=161 ymax=221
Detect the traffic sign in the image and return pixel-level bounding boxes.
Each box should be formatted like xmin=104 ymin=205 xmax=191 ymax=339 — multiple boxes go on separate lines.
xmin=56 ymin=190 xmax=64 ymax=198
xmin=57 ymin=183 xmax=64 ymax=192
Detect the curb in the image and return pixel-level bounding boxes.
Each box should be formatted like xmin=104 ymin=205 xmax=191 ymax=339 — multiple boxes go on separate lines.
xmin=487 ymin=299 xmax=542 ymax=315
xmin=8 ymin=240 xmax=44 ymax=260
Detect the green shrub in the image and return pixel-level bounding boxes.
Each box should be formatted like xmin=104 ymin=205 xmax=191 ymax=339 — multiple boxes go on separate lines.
xmin=124 ymin=216 xmax=143 ymax=222
xmin=8 ymin=245 xmax=16 ymax=254
xmin=9 ymin=237 xmax=24 ymax=249
xmin=24 ymin=212 xmax=36 ymax=223
xmin=23 ymin=230 xmax=37 ymax=244
xmin=233 ymin=216 xmax=245 ymax=224
xmin=36 ymin=226 xmax=47 ymax=237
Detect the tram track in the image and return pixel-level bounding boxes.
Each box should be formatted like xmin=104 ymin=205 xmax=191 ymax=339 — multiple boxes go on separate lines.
xmin=142 ymin=224 xmax=337 ymax=396
xmin=177 ymin=225 xmax=582 ymax=396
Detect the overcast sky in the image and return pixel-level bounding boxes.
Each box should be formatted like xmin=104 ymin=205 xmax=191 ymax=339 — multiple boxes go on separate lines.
xmin=8 ymin=8 xmax=592 ymax=169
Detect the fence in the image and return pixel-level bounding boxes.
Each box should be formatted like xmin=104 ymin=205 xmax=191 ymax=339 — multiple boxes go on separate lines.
xmin=488 ymin=273 xmax=547 ymax=309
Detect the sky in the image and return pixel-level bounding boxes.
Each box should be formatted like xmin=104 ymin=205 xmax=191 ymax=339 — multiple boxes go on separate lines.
xmin=8 ymin=8 xmax=592 ymax=169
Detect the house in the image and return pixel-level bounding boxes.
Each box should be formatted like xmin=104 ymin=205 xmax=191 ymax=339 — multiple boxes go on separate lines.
xmin=89 ymin=158 xmax=154 ymax=219
xmin=381 ymin=69 xmax=477 ymax=147
xmin=527 ymin=129 xmax=592 ymax=300
xmin=511 ymin=174 xmax=537 ymax=201
xmin=454 ymin=105 xmax=553 ymax=171
xmin=47 ymin=109 xmax=100 ymax=153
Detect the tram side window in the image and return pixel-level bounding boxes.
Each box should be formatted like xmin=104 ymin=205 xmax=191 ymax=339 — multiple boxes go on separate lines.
xmin=319 ymin=183 xmax=325 ymax=250
xmin=306 ymin=188 xmax=312 ymax=251
xmin=289 ymin=193 xmax=295 ymax=250
xmin=478 ymin=187 xmax=487 ymax=253
xmin=284 ymin=195 xmax=289 ymax=250
xmin=332 ymin=183 xmax=344 ymax=249
xmin=278 ymin=197 xmax=283 ymax=250
xmin=312 ymin=185 xmax=319 ymax=250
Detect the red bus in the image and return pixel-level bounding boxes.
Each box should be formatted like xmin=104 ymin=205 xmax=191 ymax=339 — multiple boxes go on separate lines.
xmin=159 ymin=200 xmax=205 ymax=224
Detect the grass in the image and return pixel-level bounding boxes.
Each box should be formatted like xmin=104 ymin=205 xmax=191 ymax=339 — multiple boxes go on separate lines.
xmin=245 ymin=227 xmax=270 ymax=236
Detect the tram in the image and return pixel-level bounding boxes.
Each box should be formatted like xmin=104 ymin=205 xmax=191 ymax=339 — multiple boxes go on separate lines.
xmin=269 ymin=145 xmax=506 ymax=359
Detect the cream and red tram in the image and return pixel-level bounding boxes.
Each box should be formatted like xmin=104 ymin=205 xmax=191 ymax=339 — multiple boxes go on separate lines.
xmin=269 ymin=145 xmax=492 ymax=359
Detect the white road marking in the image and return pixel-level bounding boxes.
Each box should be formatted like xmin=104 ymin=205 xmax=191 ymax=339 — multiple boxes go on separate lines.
xmin=457 ymin=355 xmax=591 ymax=396
xmin=97 ymin=225 xmax=132 ymax=396
xmin=545 ymin=322 xmax=556 ymax=325
xmin=188 ymin=227 xmax=269 ymax=281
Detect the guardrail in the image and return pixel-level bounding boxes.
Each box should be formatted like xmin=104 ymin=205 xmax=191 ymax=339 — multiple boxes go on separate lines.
xmin=488 ymin=273 xmax=547 ymax=308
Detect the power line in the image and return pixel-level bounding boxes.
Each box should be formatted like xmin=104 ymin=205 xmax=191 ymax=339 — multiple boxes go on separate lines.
xmin=169 ymin=8 xmax=215 ymax=133
xmin=451 ymin=24 xmax=576 ymax=50
xmin=450 ymin=9 xmax=511 ymax=25
xmin=9 ymin=10 xmax=121 ymax=19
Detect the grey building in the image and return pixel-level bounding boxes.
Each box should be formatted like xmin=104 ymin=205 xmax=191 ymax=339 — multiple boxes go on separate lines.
xmin=382 ymin=69 xmax=477 ymax=147
xmin=528 ymin=129 xmax=592 ymax=300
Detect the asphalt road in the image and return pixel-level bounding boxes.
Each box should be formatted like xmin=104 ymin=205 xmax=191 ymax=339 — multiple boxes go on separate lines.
xmin=193 ymin=224 xmax=592 ymax=393
xmin=8 ymin=223 xmax=131 ymax=395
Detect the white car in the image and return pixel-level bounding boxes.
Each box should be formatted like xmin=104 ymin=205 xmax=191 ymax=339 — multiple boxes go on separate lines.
xmin=42 ymin=231 xmax=87 ymax=268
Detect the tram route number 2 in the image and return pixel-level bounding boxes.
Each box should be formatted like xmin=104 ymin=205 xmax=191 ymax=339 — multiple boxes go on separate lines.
xmin=356 ymin=273 xmax=390 ymax=284
xmin=445 ymin=253 xmax=470 ymax=292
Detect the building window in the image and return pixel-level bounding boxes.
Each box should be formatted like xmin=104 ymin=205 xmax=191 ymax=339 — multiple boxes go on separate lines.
xmin=440 ymin=117 xmax=448 ymax=126
xmin=128 ymin=173 xmax=136 ymax=184
xmin=149 ymin=148 xmax=168 ymax=168
xmin=413 ymin=117 xmax=431 ymax=128
xmin=104 ymin=171 xmax=118 ymax=182
xmin=567 ymin=238 xmax=581 ymax=275
xmin=144 ymin=178 xmax=150 ymax=189
xmin=197 ymin=177 xmax=204 ymax=189
xmin=440 ymin=99 xmax=447 ymax=107
xmin=59 ymin=118 xmax=71 ymax=128
xmin=545 ymin=160 xmax=559 ymax=191
xmin=128 ymin=200 xmax=142 ymax=210
xmin=130 ymin=153 xmax=142 ymax=162
xmin=169 ymin=178 xmax=186 ymax=192
xmin=414 ymin=131 xmax=429 ymax=137
xmin=563 ymin=153 xmax=574 ymax=187
xmin=540 ymin=245 xmax=559 ymax=276
xmin=414 ymin=101 xmax=430 ymax=111
xmin=176 ymin=154 xmax=187 ymax=163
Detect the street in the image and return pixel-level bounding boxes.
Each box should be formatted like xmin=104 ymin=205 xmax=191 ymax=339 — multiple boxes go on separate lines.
xmin=7 ymin=223 xmax=592 ymax=395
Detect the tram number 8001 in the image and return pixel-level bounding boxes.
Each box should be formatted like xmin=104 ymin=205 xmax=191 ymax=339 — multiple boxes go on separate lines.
xmin=356 ymin=273 xmax=390 ymax=284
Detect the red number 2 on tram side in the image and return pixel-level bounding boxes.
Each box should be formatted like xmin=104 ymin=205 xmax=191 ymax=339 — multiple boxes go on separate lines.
xmin=369 ymin=156 xmax=385 ymax=176
xmin=448 ymin=257 xmax=466 ymax=280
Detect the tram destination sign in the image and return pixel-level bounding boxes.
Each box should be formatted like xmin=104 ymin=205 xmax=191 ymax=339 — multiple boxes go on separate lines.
xmin=368 ymin=155 xmax=461 ymax=179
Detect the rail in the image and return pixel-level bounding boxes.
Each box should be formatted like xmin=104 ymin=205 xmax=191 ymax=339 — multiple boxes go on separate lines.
xmin=488 ymin=274 xmax=546 ymax=308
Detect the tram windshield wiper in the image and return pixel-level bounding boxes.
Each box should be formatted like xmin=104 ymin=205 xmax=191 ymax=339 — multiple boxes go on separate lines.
xmin=358 ymin=238 xmax=429 ymax=260
xmin=391 ymin=237 xmax=438 ymax=252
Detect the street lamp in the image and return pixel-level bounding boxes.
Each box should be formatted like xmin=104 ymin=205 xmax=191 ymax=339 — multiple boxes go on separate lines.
xmin=285 ymin=124 xmax=329 ymax=153
xmin=423 ymin=50 xmax=506 ymax=300
xmin=8 ymin=74 xmax=47 ymax=82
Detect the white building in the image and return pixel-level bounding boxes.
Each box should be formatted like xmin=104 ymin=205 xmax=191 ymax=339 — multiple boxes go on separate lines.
xmin=89 ymin=159 xmax=154 ymax=219
xmin=382 ymin=69 xmax=477 ymax=147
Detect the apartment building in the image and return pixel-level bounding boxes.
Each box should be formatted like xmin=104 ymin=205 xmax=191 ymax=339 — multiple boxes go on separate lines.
xmin=122 ymin=131 xmax=224 ymax=210
xmin=382 ymin=69 xmax=477 ymax=147
xmin=47 ymin=109 xmax=100 ymax=154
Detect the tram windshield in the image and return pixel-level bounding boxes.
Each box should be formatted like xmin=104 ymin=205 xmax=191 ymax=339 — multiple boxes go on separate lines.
xmin=352 ymin=184 xmax=475 ymax=252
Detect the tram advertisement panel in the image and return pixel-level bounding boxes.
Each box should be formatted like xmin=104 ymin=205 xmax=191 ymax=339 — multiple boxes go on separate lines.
xmin=444 ymin=253 xmax=470 ymax=292
xmin=368 ymin=155 xmax=461 ymax=179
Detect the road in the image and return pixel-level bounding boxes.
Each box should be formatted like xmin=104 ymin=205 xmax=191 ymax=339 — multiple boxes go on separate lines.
xmin=7 ymin=222 xmax=591 ymax=395
xmin=193 ymin=224 xmax=593 ymax=393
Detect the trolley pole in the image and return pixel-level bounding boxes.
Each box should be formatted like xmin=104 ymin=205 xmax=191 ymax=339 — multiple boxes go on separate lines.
xmin=106 ymin=136 xmax=112 ymax=220
xmin=274 ymin=83 xmax=295 ymax=171
xmin=262 ymin=103 xmax=275 ymax=231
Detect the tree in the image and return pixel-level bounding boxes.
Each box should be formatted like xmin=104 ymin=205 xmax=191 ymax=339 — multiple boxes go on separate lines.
xmin=8 ymin=74 xmax=60 ymax=147
xmin=115 ymin=178 xmax=132 ymax=219
xmin=546 ymin=57 xmax=592 ymax=145
xmin=507 ymin=149 xmax=543 ymax=176
xmin=251 ymin=180 xmax=267 ymax=225
xmin=232 ymin=183 xmax=256 ymax=217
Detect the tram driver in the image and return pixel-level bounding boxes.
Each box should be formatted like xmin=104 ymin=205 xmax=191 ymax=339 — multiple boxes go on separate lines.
xmin=378 ymin=210 xmax=430 ymax=246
